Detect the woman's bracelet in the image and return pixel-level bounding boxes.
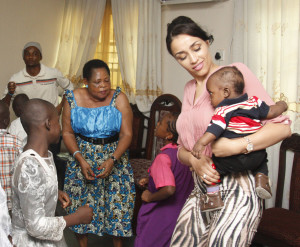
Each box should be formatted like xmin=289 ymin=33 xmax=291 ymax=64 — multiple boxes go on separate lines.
xmin=110 ymin=155 xmax=118 ymax=165
xmin=73 ymin=150 xmax=81 ymax=157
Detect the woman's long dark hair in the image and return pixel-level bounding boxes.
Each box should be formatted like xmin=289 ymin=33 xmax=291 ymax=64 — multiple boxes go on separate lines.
xmin=166 ymin=16 xmax=214 ymax=55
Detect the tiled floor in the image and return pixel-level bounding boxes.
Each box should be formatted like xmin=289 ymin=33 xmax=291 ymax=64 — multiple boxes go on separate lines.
xmin=63 ymin=228 xmax=135 ymax=247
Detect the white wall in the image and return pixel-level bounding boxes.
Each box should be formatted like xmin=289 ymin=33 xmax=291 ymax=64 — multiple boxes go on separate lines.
xmin=0 ymin=0 xmax=65 ymax=95
xmin=161 ymin=0 xmax=234 ymax=101
xmin=0 ymin=0 xmax=234 ymax=104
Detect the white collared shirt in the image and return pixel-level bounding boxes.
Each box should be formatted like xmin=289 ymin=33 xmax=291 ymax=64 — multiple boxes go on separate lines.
xmin=7 ymin=117 xmax=27 ymax=148
xmin=3 ymin=64 xmax=73 ymax=106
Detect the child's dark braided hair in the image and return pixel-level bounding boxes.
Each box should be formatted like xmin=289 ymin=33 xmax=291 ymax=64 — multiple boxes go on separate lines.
xmin=166 ymin=112 xmax=180 ymax=144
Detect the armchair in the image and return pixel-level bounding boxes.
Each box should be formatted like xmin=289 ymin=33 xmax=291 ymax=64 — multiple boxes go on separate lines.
xmin=252 ymin=133 xmax=300 ymax=247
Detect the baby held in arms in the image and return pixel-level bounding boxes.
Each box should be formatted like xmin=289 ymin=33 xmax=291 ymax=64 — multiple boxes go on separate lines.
xmin=192 ymin=66 xmax=288 ymax=212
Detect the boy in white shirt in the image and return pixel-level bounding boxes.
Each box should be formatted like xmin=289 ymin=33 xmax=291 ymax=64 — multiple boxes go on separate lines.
xmin=11 ymin=99 xmax=93 ymax=246
xmin=0 ymin=183 xmax=12 ymax=247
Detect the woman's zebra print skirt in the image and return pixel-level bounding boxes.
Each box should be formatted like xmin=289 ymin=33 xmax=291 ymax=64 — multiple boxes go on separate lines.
xmin=170 ymin=171 xmax=263 ymax=247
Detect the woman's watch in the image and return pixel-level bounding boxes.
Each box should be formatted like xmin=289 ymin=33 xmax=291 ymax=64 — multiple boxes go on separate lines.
xmin=110 ymin=155 xmax=118 ymax=164
xmin=244 ymin=136 xmax=253 ymax=154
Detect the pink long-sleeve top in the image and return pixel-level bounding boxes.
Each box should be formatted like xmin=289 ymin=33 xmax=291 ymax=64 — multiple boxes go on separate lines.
xmin=176 ymin=62 xmax=291 ymax=155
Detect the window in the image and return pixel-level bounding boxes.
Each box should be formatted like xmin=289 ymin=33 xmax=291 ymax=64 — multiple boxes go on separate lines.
xmin=94 ymin=0 xmax=123 ymax=90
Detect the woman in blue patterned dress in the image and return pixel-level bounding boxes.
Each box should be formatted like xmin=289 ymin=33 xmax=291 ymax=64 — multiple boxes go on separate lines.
xmin=62 ymin=59 xmax=135 ymax=247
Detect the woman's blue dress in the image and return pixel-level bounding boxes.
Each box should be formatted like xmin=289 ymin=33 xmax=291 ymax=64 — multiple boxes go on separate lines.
xmin=64 ymin=87 xmax=135 ymax=237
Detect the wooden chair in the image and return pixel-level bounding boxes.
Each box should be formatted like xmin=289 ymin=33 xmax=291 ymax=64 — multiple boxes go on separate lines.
xmin=130 ymin=94 xmax=182 ymax=234
xmin=145 ymin=93 xmax=182 ymax=159
xmin=129 ymin=104 xmax=149 ymax=159
xmin=252 ymin=133 xmax=300 ymax=247
xmin=130 ymin=94 xmax=182 ymax=182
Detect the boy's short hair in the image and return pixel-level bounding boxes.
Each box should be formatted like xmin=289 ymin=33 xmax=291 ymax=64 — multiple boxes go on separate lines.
xmin=210 ymin=66 xmax=245 ymax=95
xmin=82 ymin=59 xmax=110 ymax=81
xmin=20 ymin=99 xmax=55 ymax=134
xmin=12 ymin=94 xmax=29 ymax=117
xmin=0 ymin=101 xmax=10 ymax=129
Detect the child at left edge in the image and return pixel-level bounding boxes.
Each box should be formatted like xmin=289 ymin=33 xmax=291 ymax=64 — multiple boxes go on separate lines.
xmin=135 ymin=112 xmax=194 ymax=247
xmin=0 ymin=100 xmax=22 ymax=214
xmin=0 ymin=183 xmax=13 ymax=246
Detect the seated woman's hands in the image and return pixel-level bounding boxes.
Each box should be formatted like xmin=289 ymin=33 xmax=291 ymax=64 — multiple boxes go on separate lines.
xmin=96 ymin=158 xmax=114 ymax=179
xmin=79 ymin=157 xmax=114 ymax=180
xmin=58 ymin=190 xmax=71 ymax=209
xmin=79 ymin=159 xmax=95 ymax=180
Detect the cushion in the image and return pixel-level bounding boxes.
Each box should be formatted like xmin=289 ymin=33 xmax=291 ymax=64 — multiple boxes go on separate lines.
xmin=130 ymin=158 xmax=152 ymax=189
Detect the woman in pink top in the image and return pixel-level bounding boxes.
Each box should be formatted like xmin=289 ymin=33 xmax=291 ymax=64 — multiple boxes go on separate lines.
xmin=166 ymin=16 xmax=291 ymax=246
